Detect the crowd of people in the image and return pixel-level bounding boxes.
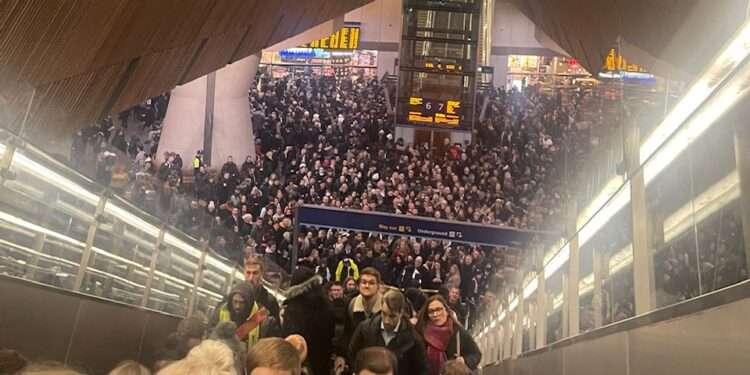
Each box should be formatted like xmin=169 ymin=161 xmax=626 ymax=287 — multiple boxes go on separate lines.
xmin=67 ymin=70 xmax=590 ymax=332
xmin=1 ymin=257 xmax=482 ymax=375
xmin=8 ymin=61 xmax=747 ymax=375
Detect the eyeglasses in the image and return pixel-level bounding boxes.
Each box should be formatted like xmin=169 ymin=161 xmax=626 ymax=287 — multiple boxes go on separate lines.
xmin=428 ymin=307 xmax=446 ymax=315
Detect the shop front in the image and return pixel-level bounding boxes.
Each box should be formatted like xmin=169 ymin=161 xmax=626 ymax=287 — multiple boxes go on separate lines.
xmin=506 ymin=55 xmax=591 ymax=91
xmin=260 ymin=24 xmax=378 ymax=80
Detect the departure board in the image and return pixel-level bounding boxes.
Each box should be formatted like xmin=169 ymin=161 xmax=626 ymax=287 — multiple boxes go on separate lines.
xmin=408 ymin=97 xmax=461 ymax=126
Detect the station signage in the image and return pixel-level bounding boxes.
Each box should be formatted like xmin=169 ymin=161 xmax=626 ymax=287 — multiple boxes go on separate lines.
xmin=296 ymin=205 xmax=552 ymax=248
xmin=408 ymin=97 xmax=461 ymax=126
xmin=302 ymin=26 xmax=361 ymax=50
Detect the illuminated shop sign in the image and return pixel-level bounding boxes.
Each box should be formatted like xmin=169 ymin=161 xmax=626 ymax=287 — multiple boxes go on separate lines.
xmin=603 ymin=48 xmax=648 ymax=73
xmin=301 ymin=26 xmax=361 ymax=50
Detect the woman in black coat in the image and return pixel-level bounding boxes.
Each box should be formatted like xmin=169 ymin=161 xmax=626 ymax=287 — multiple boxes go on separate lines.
xmin=416 ymin=295 xmax=482 ymax=375
xmin=281 ymin=267 xmax=336 ymax=375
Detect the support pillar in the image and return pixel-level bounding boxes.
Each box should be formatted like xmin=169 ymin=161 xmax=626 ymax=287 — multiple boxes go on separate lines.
xmin=74 ymin=194 xmax=107 ymax=292
xmin=626 ymin=118 xmax=655 ymax=314
xmin=734 ymin=120 xmax=750 ymax=269
xmin=592 ymin=250 xmax=609 ymax=328
xmin=512 ymin=290 xmax=524 ymax=358
xmin=142 ymin=227 xmax=166 ymax=307
xmin=567 ymin=236 xmax=580 ymax=336
xmin=158 ymin=54 xmax=259 ymax=169
xmin=535 ymin=271 xmax=547 ymax=348
xmin=561 ymin=272 xmax=569 ymax=338
xmin=502 ymin=302 xmax=512 ymax=359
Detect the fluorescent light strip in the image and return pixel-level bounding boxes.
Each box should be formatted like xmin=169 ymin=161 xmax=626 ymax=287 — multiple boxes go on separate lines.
xmin=558 ymin=19 xmax=750 ymax=284
xmin=643 ymin=60 xmax=750 ymax=184
xmin=523 ymin=278 xmax=538 ymax=299
xmin=544 ymin=243 xmax=569 ymax=279
xmin=0 ymin=238 xmax=181 ymax=300
xmin=509 ymin=297 xmax=519 ymax=312
xmin=12 ymin=151 xmax=99 ymax=206
xmin=640 ymin=19 xmax=750 ymax=165
xmin=0 ymin=209 xmax=225 ymax=300
xmin=578 ymin=184 xmax=631 ymax=247
xmin=163 ymin=232 xmax=202 ymax=259
xmin=104 ymin=201 xmax=160 ymax=238
xmin=576 ymin=176 xmax=625 ymax=230
xmin=553 ymin=170 xmax=740 ymax=307
xmin=543 ymin=33 xmax=750 ymax=284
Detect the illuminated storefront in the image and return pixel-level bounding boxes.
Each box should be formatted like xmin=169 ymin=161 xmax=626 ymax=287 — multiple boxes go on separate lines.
xmin=260 ymin=24 xmax=378 ymax=79
xmin=506 ymin=55 xmax=591 ymax=90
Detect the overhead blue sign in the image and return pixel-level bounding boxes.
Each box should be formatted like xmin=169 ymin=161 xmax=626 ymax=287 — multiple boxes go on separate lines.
xmin=279 ymin=48 xmax=330 ymax=60
xmin=296 ymin=205 xmax=554 ymax=248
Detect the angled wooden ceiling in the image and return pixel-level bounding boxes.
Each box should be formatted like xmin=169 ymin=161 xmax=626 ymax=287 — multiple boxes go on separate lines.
xmin=511 ymin=0 xmax=748 ymax=81
xmin=0 ymin=0 xmax=370 ymax=144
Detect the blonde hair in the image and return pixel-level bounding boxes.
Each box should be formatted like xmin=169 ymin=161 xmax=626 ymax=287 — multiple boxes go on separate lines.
xmin=108 ymin=361 xmax=150 ymax=375
xmin=244 ymin=255 xmax=264 ymax=270
xmin=20 ymin=362 xmax=84 ymax=375
xmin=246 ymin=338 xmax=301 ymax=375
xmin=157 ymin=340 xmax=237 ymax=375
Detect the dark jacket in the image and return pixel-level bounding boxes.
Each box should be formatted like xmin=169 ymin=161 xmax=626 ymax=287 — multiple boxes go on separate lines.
xmin=255 ymin=282 xmax=281 ymax=320
xmin=344 ymin=293 xmax=382 ymax=356
xmin=350 ymin=315 xmax=428 ymax=375
xmin=281 ymin=275 xmax=335 ymax=375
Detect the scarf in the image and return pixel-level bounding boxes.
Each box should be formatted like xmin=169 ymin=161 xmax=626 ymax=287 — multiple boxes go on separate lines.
xmin=423 ymin=319 xmax=454 ymax=375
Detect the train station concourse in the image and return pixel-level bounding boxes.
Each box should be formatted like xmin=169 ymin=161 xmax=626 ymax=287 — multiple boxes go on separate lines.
xmin=0 ymin=1 xmax=749 ymax=375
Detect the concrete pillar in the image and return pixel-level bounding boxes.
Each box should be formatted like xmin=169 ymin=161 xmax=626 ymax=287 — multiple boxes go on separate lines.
xmin=734 ymin=121 xmax=750 ymax=269
xmin=490 ymin=55 xmax=508 ymax=89
xmin=158 ymin=54 xmax=259 ymax=168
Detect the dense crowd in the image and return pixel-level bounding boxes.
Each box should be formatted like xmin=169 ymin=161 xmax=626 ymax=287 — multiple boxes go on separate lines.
xmin=68 ymin=71 xmax=589 ymax=330
xmin=16 ymin=70 xmax=747 ymax=375
xmin=2 ymin=259 xmax=483 ymax=375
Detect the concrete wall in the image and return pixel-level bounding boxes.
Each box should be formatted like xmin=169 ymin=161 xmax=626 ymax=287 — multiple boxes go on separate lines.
xmin=0 ymin=276 xmax=180 ymax=374
xmin=345 ymin=0 xmax=403 ymax=77
xmin=483 ymin=282 xmax=750 ymax=375
xmin=489 ymin=1 xmax=568 ymax=89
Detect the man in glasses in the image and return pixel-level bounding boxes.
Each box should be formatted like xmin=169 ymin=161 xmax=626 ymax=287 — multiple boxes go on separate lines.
xmin=349 ymin=290 xmax=428 ymax=375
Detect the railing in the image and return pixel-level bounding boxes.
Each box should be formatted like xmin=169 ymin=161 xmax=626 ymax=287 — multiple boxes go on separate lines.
xmin=0 ymin=130 xmax=286 ymax=318
xmin=474 ymin=18 xmax=750 ymax=364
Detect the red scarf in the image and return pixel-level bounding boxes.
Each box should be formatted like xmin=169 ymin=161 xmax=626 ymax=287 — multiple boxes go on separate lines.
xmin=423 ymin=319 xmax=454 ymax=375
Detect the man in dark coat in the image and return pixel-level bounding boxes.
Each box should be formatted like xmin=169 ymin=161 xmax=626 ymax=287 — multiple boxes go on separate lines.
xmin=350 ymin=290 xmax=428 ymax=375
xmin=281 ymin=267 xmax=336 ymax=375
xmin=244 ymin=255 xmax=280 ymax=319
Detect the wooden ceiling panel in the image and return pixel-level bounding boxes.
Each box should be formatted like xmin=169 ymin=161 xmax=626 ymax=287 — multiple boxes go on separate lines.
xmin=0 ymin=0 xmax=371 ymax=147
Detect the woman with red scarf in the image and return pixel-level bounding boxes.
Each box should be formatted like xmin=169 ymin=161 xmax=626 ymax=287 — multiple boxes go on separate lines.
xmin=416 ymin=295 xmax=482 ymax=375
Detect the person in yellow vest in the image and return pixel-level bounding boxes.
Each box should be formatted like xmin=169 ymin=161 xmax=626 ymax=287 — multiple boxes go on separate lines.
xmin=209 ymin=282 xmax=269 ymax=350
xmin=335 ymin=257 xmax=360 ymax=282
xmin=193 ymin=150 xmax=203 ymax=175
